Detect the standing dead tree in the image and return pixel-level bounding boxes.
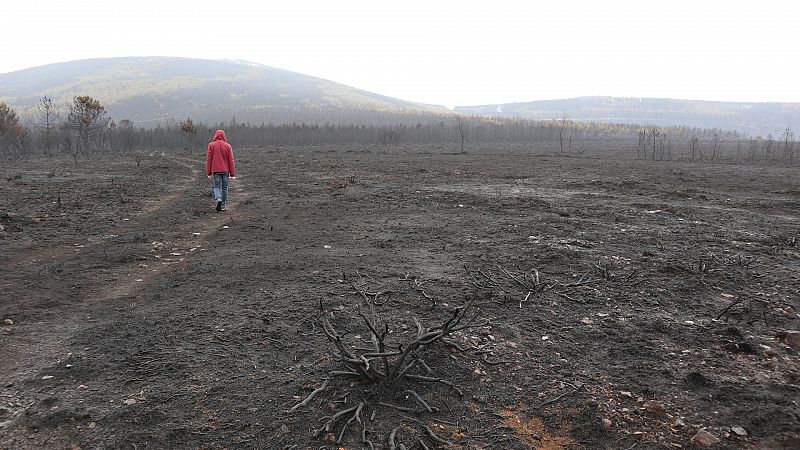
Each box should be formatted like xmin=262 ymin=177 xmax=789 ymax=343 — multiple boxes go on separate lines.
xmin=456 ymin=116 xmax=467 ymax=153
xmin=62 ymin=95 xmax=109 ymax=159
xmin=558 ymin=112 xmax=570 ymax=154
xmin=782 ymin=127 xmax=795 ymax=160
xmin=765 ymin=134 xmax=775 ymax=160
xmin=35 ymin=96 xmax=59 ymax=155
xmin=288 ymin=271 xmax=481 ymax=447
xmin=637 ymin=129 xmax=648 ymax=159
xmin=180 ymin=117 xmax=197 ymax=154
xmin=689 ymin=136 xmax=701 ymax=161
xmin=710 ymin=134 xmax=720 ymax=161
xmin=650 ymin=127 xmax=661 ymax=161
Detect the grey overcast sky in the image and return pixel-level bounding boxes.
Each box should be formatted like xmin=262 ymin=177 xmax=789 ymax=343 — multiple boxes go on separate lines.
xmin=4 ymin=0 xmax=799 ymax=106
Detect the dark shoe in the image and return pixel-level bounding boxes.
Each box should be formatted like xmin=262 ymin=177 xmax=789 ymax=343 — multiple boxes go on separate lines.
xmin=216 ymin=201 xmax=222 ymax=212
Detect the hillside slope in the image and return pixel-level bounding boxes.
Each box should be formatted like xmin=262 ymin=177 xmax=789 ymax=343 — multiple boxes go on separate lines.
xmin=0 ymin=57 xmax=442 ymax=124
xmin=455 ymin=96 xmax=800 ymax=136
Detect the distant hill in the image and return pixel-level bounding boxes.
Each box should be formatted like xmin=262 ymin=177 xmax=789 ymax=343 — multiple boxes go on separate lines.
xmin=3 ymin=58 xmax=798 ymax=136
xmin=455 ymin=96 xmax=800 ymax=137
xmin=0 ymin=57 xmax=443 ymax=125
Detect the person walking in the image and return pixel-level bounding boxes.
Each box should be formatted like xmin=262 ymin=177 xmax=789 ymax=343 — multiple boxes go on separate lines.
xmin=206 ymin=129 xmax=236 ymax=211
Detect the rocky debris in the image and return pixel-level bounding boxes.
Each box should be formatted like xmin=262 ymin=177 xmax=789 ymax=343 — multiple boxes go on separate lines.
xmin=643 ymin=400 xmax=668 ymax=415
xmin=723 ymin=341 xmax=757 ymax=354
xmin=685 ymin=371 xmax=713 ymax=388
xmin=692 ymin=429 xmax=721 ymax=446
xmin=777 ymin=331 xmax=800 ymax=351
xmin=731 ymin=426 xmax=747 ymax=436
xmin=762 ymin=345 xmax=779 ymax=358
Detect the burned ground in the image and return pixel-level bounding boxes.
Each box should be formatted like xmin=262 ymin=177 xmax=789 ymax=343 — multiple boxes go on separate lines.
xmin=1 ymin=145 xmax=798 ymax=449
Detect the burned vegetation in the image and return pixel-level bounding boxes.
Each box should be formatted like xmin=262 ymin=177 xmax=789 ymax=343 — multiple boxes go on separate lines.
xmin=286 ymin=272 xmax=483 ymax=448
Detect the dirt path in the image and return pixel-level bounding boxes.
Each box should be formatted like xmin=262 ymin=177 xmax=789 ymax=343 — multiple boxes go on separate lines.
xmin=1 ymin=157 xmax=253 ymax=392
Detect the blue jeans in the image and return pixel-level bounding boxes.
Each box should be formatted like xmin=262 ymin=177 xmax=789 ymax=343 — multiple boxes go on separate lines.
xmin=212 ymin=172 xmax=230 ymax=208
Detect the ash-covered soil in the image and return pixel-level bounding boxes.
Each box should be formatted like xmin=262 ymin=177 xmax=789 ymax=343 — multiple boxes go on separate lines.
xmin=1 ymin=145 xmax=798 ymax=449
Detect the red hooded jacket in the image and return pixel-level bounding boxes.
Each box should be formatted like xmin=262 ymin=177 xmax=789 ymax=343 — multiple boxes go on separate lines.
xmin=206 ymin=130 xmax=236 ymax=177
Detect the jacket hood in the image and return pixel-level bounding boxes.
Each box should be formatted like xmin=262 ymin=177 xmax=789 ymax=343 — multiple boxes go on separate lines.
xmin=213 ymin=130 xmax=227 ymax=142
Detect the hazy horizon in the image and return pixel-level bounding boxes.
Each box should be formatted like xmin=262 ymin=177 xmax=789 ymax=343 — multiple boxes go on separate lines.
xmin=12 ymin=55 xmax=800 ymax=108
xmin=5 ymin=1 xmax=800 ymax=106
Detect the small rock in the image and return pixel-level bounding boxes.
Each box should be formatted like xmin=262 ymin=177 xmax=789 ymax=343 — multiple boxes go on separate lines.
xmin=778 ymin=330 xmax=800 ymax=351
xmin=541 ymin=335 xmax=549 ymax=341
xmin=3 ymin=319 xmax=12 ymax=325
xmin=123 ymin=398 xmax=137 ymax=405
xmin=279 ymin=424 xmax=289 ymax=436
xmin=691 ymin=429 xmax=721 ymax=446
xmin=77 ymin=385 xmax=88 ymax=389
xmin=41 ymin=375 xmax=54 ymax=380
xmin=644 ymin=400 xmax=668 ymax=415
xmin=602 ymin=418 xmax=612 ymax=428
xmin=620 ymin=391 xmax=633 ymax=398
xmin=762 ymin=346 xmax=778 ymax=358
xmin=88 ymin=421 xmax=96 ymax=429
xmin=731 ymin=426 xmax=747 ymax=436
xmin=673 ymin=418 xmax=686 ymax=428
xmin=580 ymin=317 xmax=593 ymax=325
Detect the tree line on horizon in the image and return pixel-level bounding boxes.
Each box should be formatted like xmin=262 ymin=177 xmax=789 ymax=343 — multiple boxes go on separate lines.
xmin=0 ymin=96 xmax=796 ymax=165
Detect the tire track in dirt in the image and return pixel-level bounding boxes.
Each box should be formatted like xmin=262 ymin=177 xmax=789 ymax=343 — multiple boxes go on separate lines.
xmin=1 ymin=160 xmax=254 ymax=386
xmin=1 ymin=158 xmax=198 ymax=270
xmin=85 ymin=155 xmax=253 ymax=303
